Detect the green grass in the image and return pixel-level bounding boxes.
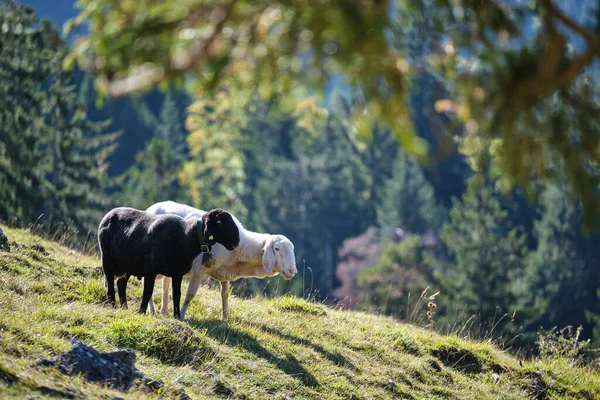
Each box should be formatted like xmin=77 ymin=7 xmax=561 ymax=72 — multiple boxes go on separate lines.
xmin=0 ymin=226 xmax=599 ymax=399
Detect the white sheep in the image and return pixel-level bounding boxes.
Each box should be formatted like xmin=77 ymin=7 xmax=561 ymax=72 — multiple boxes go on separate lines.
xmin=146 ymin=201 xmax=297 ymax=319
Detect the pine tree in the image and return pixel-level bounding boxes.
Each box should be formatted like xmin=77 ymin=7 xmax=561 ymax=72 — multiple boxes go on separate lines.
xmin=155 ymin=91 xmax=187 ymax=161
xmin=121 ymin=89 xmax=190 ymax=209
xmin=0 ymin=2 xmax=117 ymax=233
xmin=526 ymin=184 xmax=600 ymax=338
xmin=357 ymin=235 xmax=435 ymax=318
xmin=441 ymin=182 xmax=528 ymax=328
xmin=377 ymin=151 xmax=443 ymax=234
xmin=293 ymin=112 xmax=375 ymax=293
xmin=0 ymin=3 xmax=55 ymax=221
xmin=75 ymin=70 xmax=170 ymax=176
xmin=42 ymin=73 xmax=119 ymax=233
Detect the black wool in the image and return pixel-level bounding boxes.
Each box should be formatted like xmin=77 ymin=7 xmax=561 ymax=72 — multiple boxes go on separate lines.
xmin=98 ymin=207 xmax=239 ymax=318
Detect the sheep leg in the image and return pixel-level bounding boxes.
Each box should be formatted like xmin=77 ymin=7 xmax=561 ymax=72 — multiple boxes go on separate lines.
xmin=171 ymin=275 xmax=183 ymax=319
xmin=147 ymin=291 xmax=157 ymax=315
xmin=102 ymin=260 xmax=116 ymax=307
xmin=160 ymin=276 xmax=171 ymax=316
xmin=180 ymin=265 xmax=206 ymax=320
xmin=220 ymin=281 xmax=230 ymax=320
xmin=116 ymin=274 xmax=130 ymax=308
xmin=147 ymin=276 xmax=163 ymax=315
xmin=139 ymin=273 xmax=156 ymax=315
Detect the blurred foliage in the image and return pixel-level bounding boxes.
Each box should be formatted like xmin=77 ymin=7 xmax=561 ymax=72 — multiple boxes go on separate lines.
xmin=357 ymin=235 xmax=437 ymax=317
xmin=66 ymin=0 xmax=419 ymax=152
xmin=68 ymin=0 xmax=600 ymax=223
xmin=0 ymin=1 xmax=118 ymax=233
xmin=181 ymin=86 xmax=252 ymax=218
xmin=435 ymin=0 xmax=600 ymax=226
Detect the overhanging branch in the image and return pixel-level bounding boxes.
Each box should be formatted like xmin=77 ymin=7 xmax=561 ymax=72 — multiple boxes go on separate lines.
xmin=540 ymin=0 xmax=598 ymax=45
xmin=105 ymin=0 xmax=237 ymax=98
xmin=519 ymin=0 xmax=600 ymax=100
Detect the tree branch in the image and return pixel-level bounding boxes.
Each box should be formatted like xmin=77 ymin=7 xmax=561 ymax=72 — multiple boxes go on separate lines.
xmin=105 ymin=0 xmax=237 ymax=98
xmin=552 ymin=44 xmax=598 ymax=90
xmin=540 ymin=0 xmax=599 ymax=44
xmin=517 ymin=0 xmax=600 ymax=99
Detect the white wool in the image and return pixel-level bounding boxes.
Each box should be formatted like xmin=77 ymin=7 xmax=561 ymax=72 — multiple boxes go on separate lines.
xmin=146 ymin=200 xmax=205 ymax=221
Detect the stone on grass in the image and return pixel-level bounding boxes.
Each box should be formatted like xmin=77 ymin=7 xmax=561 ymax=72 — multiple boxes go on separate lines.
xmin=31 ymin=338 xmax=136 ymax=390
xmin=31 ymin=339 xmax=191 ymax=398
xmin=0 ymin=227 xmax=9 ymax=251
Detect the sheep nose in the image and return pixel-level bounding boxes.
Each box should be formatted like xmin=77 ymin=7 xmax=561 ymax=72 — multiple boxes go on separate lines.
xmin=283 ymin=269 xmax=296 ymax=279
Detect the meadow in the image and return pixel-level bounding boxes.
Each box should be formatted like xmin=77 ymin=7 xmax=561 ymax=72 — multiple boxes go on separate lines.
xmin=0 ymin=226 xmax=598 ymax=399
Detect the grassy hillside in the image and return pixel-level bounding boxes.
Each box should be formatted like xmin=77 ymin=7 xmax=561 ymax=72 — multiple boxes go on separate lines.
xmin=0 ymin=226 xmax=598 ymax=399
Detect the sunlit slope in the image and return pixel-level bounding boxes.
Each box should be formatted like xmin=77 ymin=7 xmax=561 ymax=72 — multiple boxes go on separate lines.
xmin=0 ymin=226 xmax=598 ymax=399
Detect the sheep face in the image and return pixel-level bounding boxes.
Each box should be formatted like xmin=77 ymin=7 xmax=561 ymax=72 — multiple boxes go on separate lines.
xmin=203 ymin=209 xmax=240 ymax=251
xmin=262 ymin=235 xmax=297 ymax=280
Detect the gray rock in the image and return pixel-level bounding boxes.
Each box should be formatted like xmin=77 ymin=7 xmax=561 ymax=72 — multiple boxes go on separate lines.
xmin=31 ymin=338 xmax=136 ymax=390
xmin=31 ymin=339 xmax=191 ymax=398
xmin=0 ymin=227 xmax=9 ymax=251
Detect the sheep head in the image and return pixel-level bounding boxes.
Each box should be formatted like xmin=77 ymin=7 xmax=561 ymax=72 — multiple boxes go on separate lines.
xmin=262 ymin=235 xmax=297 ymax=280
xmin=202 ymin=209 xmax=240 ymax=251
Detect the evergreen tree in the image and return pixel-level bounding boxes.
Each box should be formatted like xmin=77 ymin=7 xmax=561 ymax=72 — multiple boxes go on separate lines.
xmin=0 ymin=2 xmax=117 ymax=233
xmin=293 ymin=112 xmax=376 ymax=293
xmin=120 ymin=90 xmax=189 ymax=209
xmin=441 ymin=182 xmax=529 ymax=328
xmin=357 ymin=235 xmax=436 ymax=318
xmin=155 ymin=91 xmax=187 ymax=161
xmin=182 ymin=89 xmax=381 ymax=297
xmin=42 ymin=74 xmax=119 ymax=233
xmin=75 ymin=71 xmax=177 ymax=176
xmin=526 ymin=184 xmax=600 ymax=339
xmin=0 ymin=2 xmax=55 ymax=221
xmin=377 ymin=151 xmax=443 ymax=234
xmin=363 ymin=126 xmax=398 ymax=209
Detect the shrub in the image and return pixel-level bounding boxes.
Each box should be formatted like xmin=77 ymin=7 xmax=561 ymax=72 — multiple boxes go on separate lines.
xmin=536 ymin=326 xmax=592 ymax=364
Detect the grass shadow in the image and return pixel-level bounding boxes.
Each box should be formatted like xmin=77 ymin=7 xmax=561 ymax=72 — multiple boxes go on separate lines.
xmin=430 ymin=345 xmax=482 ymax=374
xmin=257 ymin=324 xmax=357 ymax=371
xmin=188 ymin=318 xmax=319 ymax=388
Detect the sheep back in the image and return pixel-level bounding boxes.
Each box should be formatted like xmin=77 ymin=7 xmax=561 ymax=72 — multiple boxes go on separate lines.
xmin=98 ymin=207 xmax=200 ymax=279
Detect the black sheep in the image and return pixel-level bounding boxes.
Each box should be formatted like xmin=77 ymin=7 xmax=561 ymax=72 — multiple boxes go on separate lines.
xmin=98 ymin=207 xmax=240 ymax=318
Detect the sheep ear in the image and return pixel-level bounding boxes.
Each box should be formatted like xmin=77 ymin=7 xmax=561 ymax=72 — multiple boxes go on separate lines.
xmin=202 ymin=213 xmax=216 ymax=245
xmin=262 ymin=238 xmax=276 ymax=273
